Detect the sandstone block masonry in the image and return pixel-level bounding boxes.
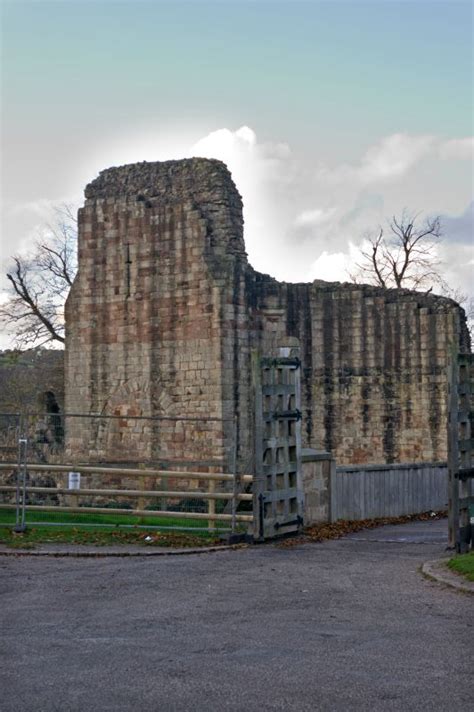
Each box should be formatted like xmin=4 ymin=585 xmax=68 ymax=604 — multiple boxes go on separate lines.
xmin=65 ymin=158 xmax=470 ymax=468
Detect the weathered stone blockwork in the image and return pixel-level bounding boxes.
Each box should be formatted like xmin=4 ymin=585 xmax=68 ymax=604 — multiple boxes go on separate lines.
xmin=65 ymin=159 xmax=244 ymax=464
xmin=65 ymin=158 xmax=469 ymax=467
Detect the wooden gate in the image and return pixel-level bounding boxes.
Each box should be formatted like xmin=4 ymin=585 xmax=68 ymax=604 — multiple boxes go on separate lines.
xmin=448 ymin=352 xmax=474 ymax=552
xmin=254 ymin=354 xmax=304 ymax=540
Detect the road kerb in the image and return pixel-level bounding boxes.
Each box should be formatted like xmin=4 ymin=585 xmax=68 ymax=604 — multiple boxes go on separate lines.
xmin=0 ymin=543 xmax=248 ymax=558
xmin=422 ymin=558 xmax=474 ymax=595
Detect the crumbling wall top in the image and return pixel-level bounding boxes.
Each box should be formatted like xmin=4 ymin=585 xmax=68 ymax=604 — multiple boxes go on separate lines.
xmin=84 ymin=157 xmax=246 ymax=257
xmin=84 ymin=157 xmax=240 ymax=202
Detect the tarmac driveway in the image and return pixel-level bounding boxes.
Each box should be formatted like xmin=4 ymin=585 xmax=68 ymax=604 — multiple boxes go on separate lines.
xmin=0 ymin=519 xmax=472 ymax=712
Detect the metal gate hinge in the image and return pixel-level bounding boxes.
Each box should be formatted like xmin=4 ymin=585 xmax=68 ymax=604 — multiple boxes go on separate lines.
xmin=456 ymin=468 xmax=474 ymax=481
xmin=274 ymin=516 xmax=303 ymax=530
xmin=261 ymin=357 xmax=301 ymax=369
xmin=272 ymin=409 xmax=302 ymax=421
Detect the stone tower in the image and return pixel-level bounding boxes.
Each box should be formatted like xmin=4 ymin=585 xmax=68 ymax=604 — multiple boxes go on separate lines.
xmin=65 ymin=158 xmax=249 ymax=465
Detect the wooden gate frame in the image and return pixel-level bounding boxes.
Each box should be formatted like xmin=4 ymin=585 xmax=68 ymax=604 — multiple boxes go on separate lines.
xmin=253 ymin=351 xmax=304 ymax=541
xmin=448 ymin=351 xmax=473 ymax=552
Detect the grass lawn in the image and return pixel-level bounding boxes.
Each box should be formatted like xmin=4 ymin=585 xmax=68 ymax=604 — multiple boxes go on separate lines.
xmin=0 ymin=507 xmax=228 ymax=530
xmin=0 ymin=507 xmax=229 ymax=549
xmin=0 ymin=526 xmax=222 ymax=549
xmin=447 ymin=551 xmax=474 ymax=582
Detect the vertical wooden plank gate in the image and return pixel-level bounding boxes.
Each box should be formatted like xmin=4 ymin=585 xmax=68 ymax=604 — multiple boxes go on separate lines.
xmin=448 ymin=352 xmax=474 ymax=552
xmin=254 ymin=353 xmax=304 ymax=540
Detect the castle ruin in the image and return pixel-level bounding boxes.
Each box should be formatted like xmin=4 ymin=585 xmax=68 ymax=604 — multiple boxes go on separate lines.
xmin=65 ymin=158 xmax=469 ymax=469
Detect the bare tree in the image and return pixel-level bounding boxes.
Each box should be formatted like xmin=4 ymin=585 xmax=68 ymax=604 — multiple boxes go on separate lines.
xmin=352 ymin=211 xmax=447 ymax=292
xmin=0 ymin=205 xmax=77 ymax=348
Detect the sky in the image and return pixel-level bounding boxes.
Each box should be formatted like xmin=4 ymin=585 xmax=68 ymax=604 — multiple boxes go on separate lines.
xmin=0 ymin=0 xmax=473 ymax=347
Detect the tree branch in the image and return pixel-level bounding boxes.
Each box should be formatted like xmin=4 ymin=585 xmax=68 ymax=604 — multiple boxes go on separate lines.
xmin=1 ymin=206 xmax=77 ymax=348
xmin=350 ymin=211 xmax=444 ymax=293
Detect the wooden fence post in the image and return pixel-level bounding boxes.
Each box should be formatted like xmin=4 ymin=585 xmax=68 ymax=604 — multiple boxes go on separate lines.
xmin=208 ymin=478 xmax=216 ymax=531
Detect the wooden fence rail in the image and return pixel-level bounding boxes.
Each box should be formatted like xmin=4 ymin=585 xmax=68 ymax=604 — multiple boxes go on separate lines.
xmin=0 ymin=485 xmax=253 ymax=501
xmin=0 ymin=462 xmax=253 ymax=483
xmin=0 ymin=462 xmax=254 ymax=529
xmin=0 ymin=504 xmax=253 ymax=523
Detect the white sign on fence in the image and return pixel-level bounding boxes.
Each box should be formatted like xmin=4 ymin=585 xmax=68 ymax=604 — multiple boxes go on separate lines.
xmin=68 ymin=472 xmax=81 ymax=490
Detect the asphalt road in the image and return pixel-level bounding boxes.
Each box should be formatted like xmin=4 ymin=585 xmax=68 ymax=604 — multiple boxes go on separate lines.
xmin=1 ymin=519 xmax=472 ymax=712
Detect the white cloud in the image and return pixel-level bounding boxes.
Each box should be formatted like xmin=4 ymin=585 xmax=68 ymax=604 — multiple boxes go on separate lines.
xmin=187 ymin=126 xmax=294 ymax=274
xmin=8 ymin=197 xmax=58 ymax=219
xmin=192 ymin=126 xmax=257 ymax=164
xmin=438 ymin=241 xmax=474 ymax=304
xmin=310 ymin=251 xmax=350 ymax=282
xmin=1 ymin=195 xmax=80 ymax=261
xmin=359 ymin=133 xmax=435 ymax=182
xmin=319 ymin=133 xmax=435 ymax=187
xmin=309 ymin=243 xmax=364 ymax=282
xmin=294 ymin=207 xmax=337 ymax=228
xmin=441 ymin=201 xmax=474 ymax=244
xmin=439 ymin=137 xmax=474 ymax=160
xmin=189 ymin=125 xmax=292 ymax=192
xmin=185 ymin=126 xmax=473 ymax=290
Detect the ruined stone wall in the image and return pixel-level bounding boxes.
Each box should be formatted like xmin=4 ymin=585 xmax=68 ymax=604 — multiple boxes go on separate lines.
xmin=65 ymin=158 xmax=468 ymax=467
xmin=0 ymin=349 xmax=64 ymax=412
xmin=238 ymin=273 xmax=466 ymax=464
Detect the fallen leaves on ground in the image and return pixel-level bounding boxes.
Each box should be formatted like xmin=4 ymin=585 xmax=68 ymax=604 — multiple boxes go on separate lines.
xmin=276 ymin=510 xmax=447 ymax=548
